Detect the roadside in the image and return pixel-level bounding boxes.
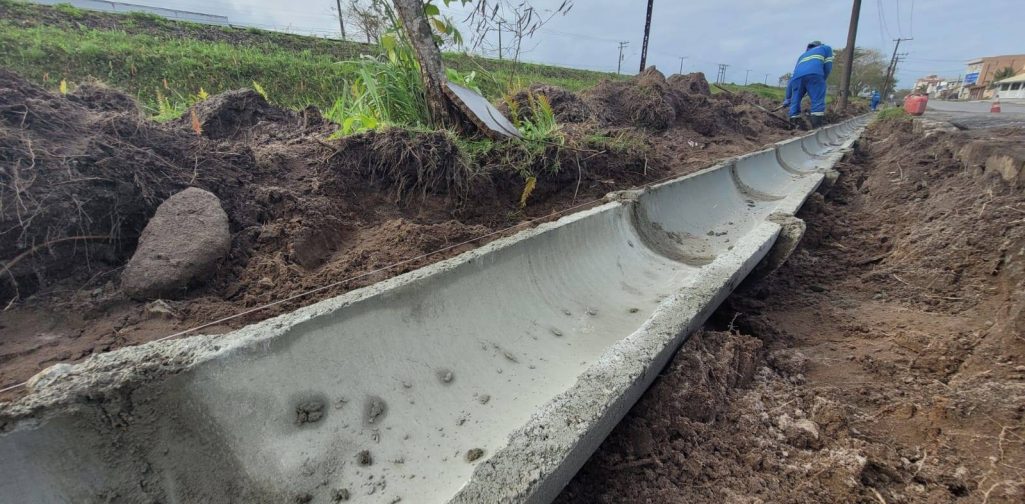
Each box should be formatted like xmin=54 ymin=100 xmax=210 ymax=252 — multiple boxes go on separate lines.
xmin=557 ymin=116 xmax=1025 ymax=503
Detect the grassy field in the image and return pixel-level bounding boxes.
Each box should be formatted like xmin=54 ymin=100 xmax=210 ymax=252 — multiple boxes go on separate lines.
xmin=0 ymin=0 xmax=620 ymax=117
xmin=0 ymin=0 xmax=798 ymax=121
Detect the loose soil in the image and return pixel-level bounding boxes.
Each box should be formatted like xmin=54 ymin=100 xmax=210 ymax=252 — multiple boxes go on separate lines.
xmin=1 ymin=68 xmax=829 ymax=398
xmin=556 ymin=119 xmax=1025 ymax=503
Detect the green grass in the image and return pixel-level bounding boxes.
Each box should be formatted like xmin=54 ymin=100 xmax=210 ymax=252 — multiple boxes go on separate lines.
xmin=0 ymin=0 xmax=619 ymax=119
xmin=875 ymin=107 xmax=909 ymax=122
xmin=718 ymin=82 xmax=787 ymax=101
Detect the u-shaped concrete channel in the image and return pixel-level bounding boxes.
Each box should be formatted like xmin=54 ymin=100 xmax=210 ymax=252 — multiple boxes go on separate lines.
xmin=0 ymin=116 xmax=869 ymax=504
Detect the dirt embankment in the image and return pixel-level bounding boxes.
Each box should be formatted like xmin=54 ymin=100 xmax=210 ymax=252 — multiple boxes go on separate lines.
xmin=0 ymin=68 xmax=805 ymax=396
xmin=557 ymin=119 xmax=1025 ymax=503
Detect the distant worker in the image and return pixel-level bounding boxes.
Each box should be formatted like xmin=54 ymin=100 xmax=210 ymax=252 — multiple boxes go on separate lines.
xmin=786 ymin=40 xmax=834 ymax=128
xmin=870 ymin=90 xmax=881 ymax=111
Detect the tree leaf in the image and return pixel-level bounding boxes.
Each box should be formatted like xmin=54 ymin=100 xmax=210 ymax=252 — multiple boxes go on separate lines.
xmin=423 ymin=4 xmax=440 ymax=16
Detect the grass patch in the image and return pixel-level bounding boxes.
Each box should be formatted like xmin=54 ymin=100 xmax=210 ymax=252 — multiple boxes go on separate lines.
xmin=875 ymin=107 xmax=910 ymax=123
xmin=0 ymin=0 xmax=619 ymax=120
xmin=718 ymin=82 xmax=787 ymax=101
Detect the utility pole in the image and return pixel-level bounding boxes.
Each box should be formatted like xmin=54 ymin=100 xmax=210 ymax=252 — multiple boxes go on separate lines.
xmin=716 ymin=64 xmax=729 ymax=84
xmin=678 ymin=56 xmax=688 ymax=75
xmin=335 ymin=0 xmax=346 ymax=40
xmin=617 ymin=41 xmax=629 ymax=74
xmin=764 ymin=73 xmax=769 ymax=85
xmin=639 ymin=0 xmax=654 ymax=72
xmin=497 ymin=21 xmax=503 ymax=60
xmin=881 ymin=38 xmax=911 ymax=98
xmin=744 ymin=69 xmax=751 ymax=86
xmin=837 ymin=0 xmax=862 ymax=110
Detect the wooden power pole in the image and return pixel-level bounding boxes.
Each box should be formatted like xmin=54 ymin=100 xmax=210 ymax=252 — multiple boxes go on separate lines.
xmin=392 ymin=0 xmax=455 ymax=127
xmin=617 ymin=41 xmax=629 ymax=74
xmin=638 ymin=0 xmax=654 ymax=72
xmin=837 ymin=0 xmax=862 ymax=110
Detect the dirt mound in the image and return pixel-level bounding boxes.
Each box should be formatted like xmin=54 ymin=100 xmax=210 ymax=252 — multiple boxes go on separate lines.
xmin=178 ymin=89 xmax=291 ymax=140
xmin=67 ymin=80 xmax=141 ymax=115
xmin=667 ymin=72 xmax=711 ymax=96
xmin=498 ymin=84 xmax=593 ymax=124
xmin=583 ymin=67 xmax=676 ymax=131
xmin=580 ymin=69 xmax=775 ymax=137
xmin=1 ymin=72 xmax=240 ymax=301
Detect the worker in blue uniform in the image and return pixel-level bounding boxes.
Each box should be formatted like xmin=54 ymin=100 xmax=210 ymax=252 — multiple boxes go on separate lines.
xmin=784 ymin=40 xmax=833 ymax=128
xmin=870 ymin=90 xmax=881 ymax=111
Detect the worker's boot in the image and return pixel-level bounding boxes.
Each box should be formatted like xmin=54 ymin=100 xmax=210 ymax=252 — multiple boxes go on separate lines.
xmin=810 ymin=115 xmax=825 ymax=129
xmin=789 ymin=116 xmax=804 ymax=130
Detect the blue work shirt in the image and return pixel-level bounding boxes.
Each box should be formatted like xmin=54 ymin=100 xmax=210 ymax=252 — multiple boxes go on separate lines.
xmin=792 ymin=44 xmax=834 ymax=80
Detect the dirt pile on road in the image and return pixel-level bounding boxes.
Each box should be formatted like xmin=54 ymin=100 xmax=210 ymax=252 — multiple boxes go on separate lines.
xmin=559 ymin=118 xmax=1025 ymax=503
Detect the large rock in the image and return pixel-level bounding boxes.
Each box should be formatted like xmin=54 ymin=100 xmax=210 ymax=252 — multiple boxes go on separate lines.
xmin=122 ymin=188 xmax=231 ymax=300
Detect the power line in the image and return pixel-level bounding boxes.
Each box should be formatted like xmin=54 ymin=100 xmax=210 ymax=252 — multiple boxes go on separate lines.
xmin=877 ymin=0 xmax=892 ymax=40
xmin=909 ymin=0 xmax=915 ymax=37
xmin=895 ymin=0 xmax=903 ymax=37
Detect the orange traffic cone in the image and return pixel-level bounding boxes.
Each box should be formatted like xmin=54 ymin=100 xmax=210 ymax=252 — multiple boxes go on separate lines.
xmin=991 ymin=97 xmax=1001 ymax=113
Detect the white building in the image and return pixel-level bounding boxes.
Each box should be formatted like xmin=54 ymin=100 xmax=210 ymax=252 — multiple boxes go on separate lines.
xmin=996 ymin=73 xmax=1025 ymax=100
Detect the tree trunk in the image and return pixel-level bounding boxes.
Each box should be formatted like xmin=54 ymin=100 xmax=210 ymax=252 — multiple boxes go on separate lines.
xmin=392 ymin=0 xmax=455 ymax=128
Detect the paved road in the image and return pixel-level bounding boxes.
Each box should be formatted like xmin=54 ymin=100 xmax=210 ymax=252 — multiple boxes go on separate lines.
xmin=923 ymin=99 xmax=1025 ymax=129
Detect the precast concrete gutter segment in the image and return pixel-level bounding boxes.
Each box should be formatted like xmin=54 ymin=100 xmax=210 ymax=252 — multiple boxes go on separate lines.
xmin=0 ymin=116 xmax=870 ymax=504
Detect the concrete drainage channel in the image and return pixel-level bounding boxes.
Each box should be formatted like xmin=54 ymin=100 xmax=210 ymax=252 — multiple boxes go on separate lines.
xmin=0 ymin=116 xmax=869 ymax=503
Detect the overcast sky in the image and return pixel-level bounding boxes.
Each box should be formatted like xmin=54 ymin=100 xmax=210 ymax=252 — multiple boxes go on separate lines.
xmin=134 ymin=0 xmax=1021 ymax=89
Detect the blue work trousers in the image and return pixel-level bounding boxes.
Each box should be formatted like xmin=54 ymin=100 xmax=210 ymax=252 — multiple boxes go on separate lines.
xmin=789 ymin=74 xmax=827 ymax=118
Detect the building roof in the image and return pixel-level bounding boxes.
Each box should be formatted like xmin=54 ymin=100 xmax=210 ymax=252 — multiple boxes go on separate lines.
xmin=996 ymin=72 xmax=1025 ymax=84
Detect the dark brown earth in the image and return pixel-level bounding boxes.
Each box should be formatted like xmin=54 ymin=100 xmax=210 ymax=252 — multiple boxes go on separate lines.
xmin=0 ymin=68 xmax=823 ymax=398
xmin=556 ymin=119 xmax=1025 ymax=503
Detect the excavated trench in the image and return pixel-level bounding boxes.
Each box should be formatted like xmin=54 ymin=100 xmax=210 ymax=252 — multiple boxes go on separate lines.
xmin=0 ymin=117 xmax=868 ymax=503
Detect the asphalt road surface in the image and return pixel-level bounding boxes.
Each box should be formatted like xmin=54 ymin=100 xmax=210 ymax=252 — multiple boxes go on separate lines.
xmin=924 ymin=99 xmax=1025 ymax=129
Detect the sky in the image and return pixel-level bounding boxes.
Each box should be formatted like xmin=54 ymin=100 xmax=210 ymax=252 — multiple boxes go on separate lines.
xmin=126 ymin=0 xmax=1023 ymax=89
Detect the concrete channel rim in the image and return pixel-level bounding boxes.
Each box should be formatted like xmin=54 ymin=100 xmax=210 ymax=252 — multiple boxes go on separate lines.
xmin=0 ymin=116 xmax=870 ymax=504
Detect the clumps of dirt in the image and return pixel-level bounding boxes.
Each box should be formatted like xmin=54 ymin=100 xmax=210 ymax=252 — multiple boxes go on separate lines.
xmin=0 ymin=69 xmax=254 ymax=302
xmin=583 ymin=67 xmax=677 ymax=131
xmin=331 ymin=128 xmax=483 ymax=200
xmin=820 ymin=121 xmax=1025 ymax=313
xmin=498 ymin=84 xmax=593 ymax=124
xmin=67 ymin=79 xmax=141 ymax=115
xmin=580 ymin=68 xmax=774 ymax=137
xmin=177 ymin=89 xmax=326 ymax=141
xmin=667 ymin=72 xmax=711 ymax=96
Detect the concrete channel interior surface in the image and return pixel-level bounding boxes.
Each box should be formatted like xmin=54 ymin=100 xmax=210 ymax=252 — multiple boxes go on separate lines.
xmin=0 ymin=116 xmax=869 ymax=504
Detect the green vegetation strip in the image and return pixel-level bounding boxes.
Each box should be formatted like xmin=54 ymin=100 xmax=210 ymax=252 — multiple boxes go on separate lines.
xmin=0 ymin=0 xmax=619 ymax=118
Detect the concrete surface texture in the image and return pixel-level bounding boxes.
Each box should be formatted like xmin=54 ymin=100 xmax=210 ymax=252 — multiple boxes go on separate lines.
xmin=0 ymin=117 xmax=868 ymax=504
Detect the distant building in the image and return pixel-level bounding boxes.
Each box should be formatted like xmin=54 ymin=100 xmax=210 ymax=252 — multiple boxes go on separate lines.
xmin=913 ymin=75 xmax=953 ymax=95
xmin=959 ymin=54 xmax=1025 ymax=100
xmin=996 ymin=72 xmax=1025 ymax=100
